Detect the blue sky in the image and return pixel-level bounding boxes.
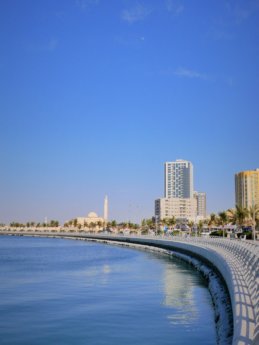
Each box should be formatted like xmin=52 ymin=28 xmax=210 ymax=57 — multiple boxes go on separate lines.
xmin=0 ymin=0 xmax=259 ymax=224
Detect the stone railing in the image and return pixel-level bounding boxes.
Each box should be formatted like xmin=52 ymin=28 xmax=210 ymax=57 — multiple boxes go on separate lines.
xmin=162 ymin=236 xmax=259 ymax=345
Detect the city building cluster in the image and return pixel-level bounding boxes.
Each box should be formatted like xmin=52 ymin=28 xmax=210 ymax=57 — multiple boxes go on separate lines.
xmin=2 ymin=162 xmax=258 ymax=234
xmin=155 ymin=160 xmax=259 ymax=226
xmin=155 ymin=159 xmax=206 ymax=223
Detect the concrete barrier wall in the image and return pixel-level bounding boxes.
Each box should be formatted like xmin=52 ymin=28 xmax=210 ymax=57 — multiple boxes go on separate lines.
xmin=131 ymin=238 xmax=257 ymax=345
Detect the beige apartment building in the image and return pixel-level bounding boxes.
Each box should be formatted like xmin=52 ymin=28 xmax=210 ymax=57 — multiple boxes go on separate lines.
xmin=235 ymin=169 xmax=259 ymax=209
xmin=155 ymin=197 xmax=197 ymax=221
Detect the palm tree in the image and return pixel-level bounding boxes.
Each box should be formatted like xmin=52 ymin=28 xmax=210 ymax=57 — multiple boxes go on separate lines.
xmin=141 ymin=219 xmax=149 ymax=232
xmin=97 ymin=221 xmax=104 ymax=231
xmin=141 ymin=219 xmax=146 ymax=227
xmin=146 ymin=218 xmax=155 ymax=230
xmin=208 ymin=213 xmax=217 ymax=231
xmin=111 ymin=220 xmax=117 ymax=228
xmin=50 ymin=220 xmax=59 ymax=227
xmin=248 ymin=204 xmax=259 ymax=222
xmin=227 ymin=208 xmax=236 ymax=224
xmin=128 ymin=221 xmax=134 ymax=229
xmin=187 ymin=220 xmax=194 ymax=235
xmin=228 ymin=205 xmax=248 ymax=228
xmin=197 ymin=220 xmax=204 ymax=235
xmin=236 ymin=205 xmax=249 ymax=226
xmin=168 ymin=217 xmax=176 ymax=231
xmin=89 ymin=222 xmax=96 ymax=232
xmin=160 ymin=218 xmax=167 ymax=231
xmin=218 ymin=211 xmax=228 ymax=237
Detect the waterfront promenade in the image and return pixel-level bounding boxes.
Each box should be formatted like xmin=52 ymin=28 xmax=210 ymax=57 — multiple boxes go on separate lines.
xmin=0 ymin=229 xmax=258 ymax=345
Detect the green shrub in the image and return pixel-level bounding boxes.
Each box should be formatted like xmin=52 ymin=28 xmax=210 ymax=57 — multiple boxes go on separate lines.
xmin=210 ymin=230 xmax=223 ymax=237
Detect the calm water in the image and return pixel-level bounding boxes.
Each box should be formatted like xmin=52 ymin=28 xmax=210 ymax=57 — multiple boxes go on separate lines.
xmin=0 ymin=236 xmax=217 ymax=345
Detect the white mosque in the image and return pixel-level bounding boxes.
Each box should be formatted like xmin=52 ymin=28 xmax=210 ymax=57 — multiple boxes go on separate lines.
xmin=76 ymin=196 xmax=108 ymax=229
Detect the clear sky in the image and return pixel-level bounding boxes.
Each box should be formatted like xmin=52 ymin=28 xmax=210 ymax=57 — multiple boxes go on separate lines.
xmin=1 ymin=0 xmax=259 ymax=224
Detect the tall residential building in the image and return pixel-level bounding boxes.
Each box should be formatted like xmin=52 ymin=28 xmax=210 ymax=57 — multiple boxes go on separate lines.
xmin=164 ymin=160 xmax=193 ymax=198
xmin=235 ymin=169 xmax=259 ymax=209
xmin=194 ymin=191 xmax=207 ymax=219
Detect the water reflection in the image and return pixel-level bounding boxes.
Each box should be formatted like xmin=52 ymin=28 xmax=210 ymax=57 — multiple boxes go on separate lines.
xmin=163 ymin=262 xmax=199 ymax=325
xmin=72 ymin=264 xmax=112 ymax=287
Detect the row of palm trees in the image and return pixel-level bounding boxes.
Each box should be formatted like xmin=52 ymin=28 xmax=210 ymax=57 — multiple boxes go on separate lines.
xmin=207 ymin=204 xmax=259 ymax=229
xmin=59 ymin=204 xmax=259 ymax=234
xmin=9 ymin=220 xmax=59 ymax=228
xmin=153 ymin=205 xmax=259 ymax=238
xmin=63 ymin=219 xmax=140 ymax=231
xmin=6 ymin=205 xmax=258 ymax=237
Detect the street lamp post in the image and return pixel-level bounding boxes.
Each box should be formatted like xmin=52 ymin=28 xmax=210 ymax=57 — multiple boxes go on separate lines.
xmin=252 ymin=201 xmax=256 ymax=242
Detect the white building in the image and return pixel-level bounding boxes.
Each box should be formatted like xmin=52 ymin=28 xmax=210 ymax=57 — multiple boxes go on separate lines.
xmin=164 ymin=159 xmax=193 ymax=198
xmin=77 ymin=212 xmax=104 ymax=227
xmin=74 ymin=196 xmax=108 ymax=230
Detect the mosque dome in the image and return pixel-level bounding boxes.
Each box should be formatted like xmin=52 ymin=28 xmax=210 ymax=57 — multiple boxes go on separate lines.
xmin=87 ymin=212 xmax=98 ymax=218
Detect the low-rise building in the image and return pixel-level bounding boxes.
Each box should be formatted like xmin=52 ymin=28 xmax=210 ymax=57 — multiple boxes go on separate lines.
xmin=77 ymin=212 xmax=104 ymax=228
xmin=155 ymin=197 xmax=197 ymax=222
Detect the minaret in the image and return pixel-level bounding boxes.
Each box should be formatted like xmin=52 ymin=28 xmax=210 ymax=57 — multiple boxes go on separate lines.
xmin=104 ymin=195 xmax=108 ymax=223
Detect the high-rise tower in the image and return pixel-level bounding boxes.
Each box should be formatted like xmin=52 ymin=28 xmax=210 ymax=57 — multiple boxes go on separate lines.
xmin=164 ymin=159 xmax=193 ymax=198
xmin=235 ymin=169 xmax=259 ymax=209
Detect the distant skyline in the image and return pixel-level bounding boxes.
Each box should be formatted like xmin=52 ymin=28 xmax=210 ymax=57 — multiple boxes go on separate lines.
xmin=1 ymin=0 xmax=259 ymax=224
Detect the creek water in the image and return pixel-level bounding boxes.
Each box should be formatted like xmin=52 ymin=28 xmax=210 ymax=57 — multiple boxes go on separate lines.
xmin=0 ymin=236 xmax=217 ymax=344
